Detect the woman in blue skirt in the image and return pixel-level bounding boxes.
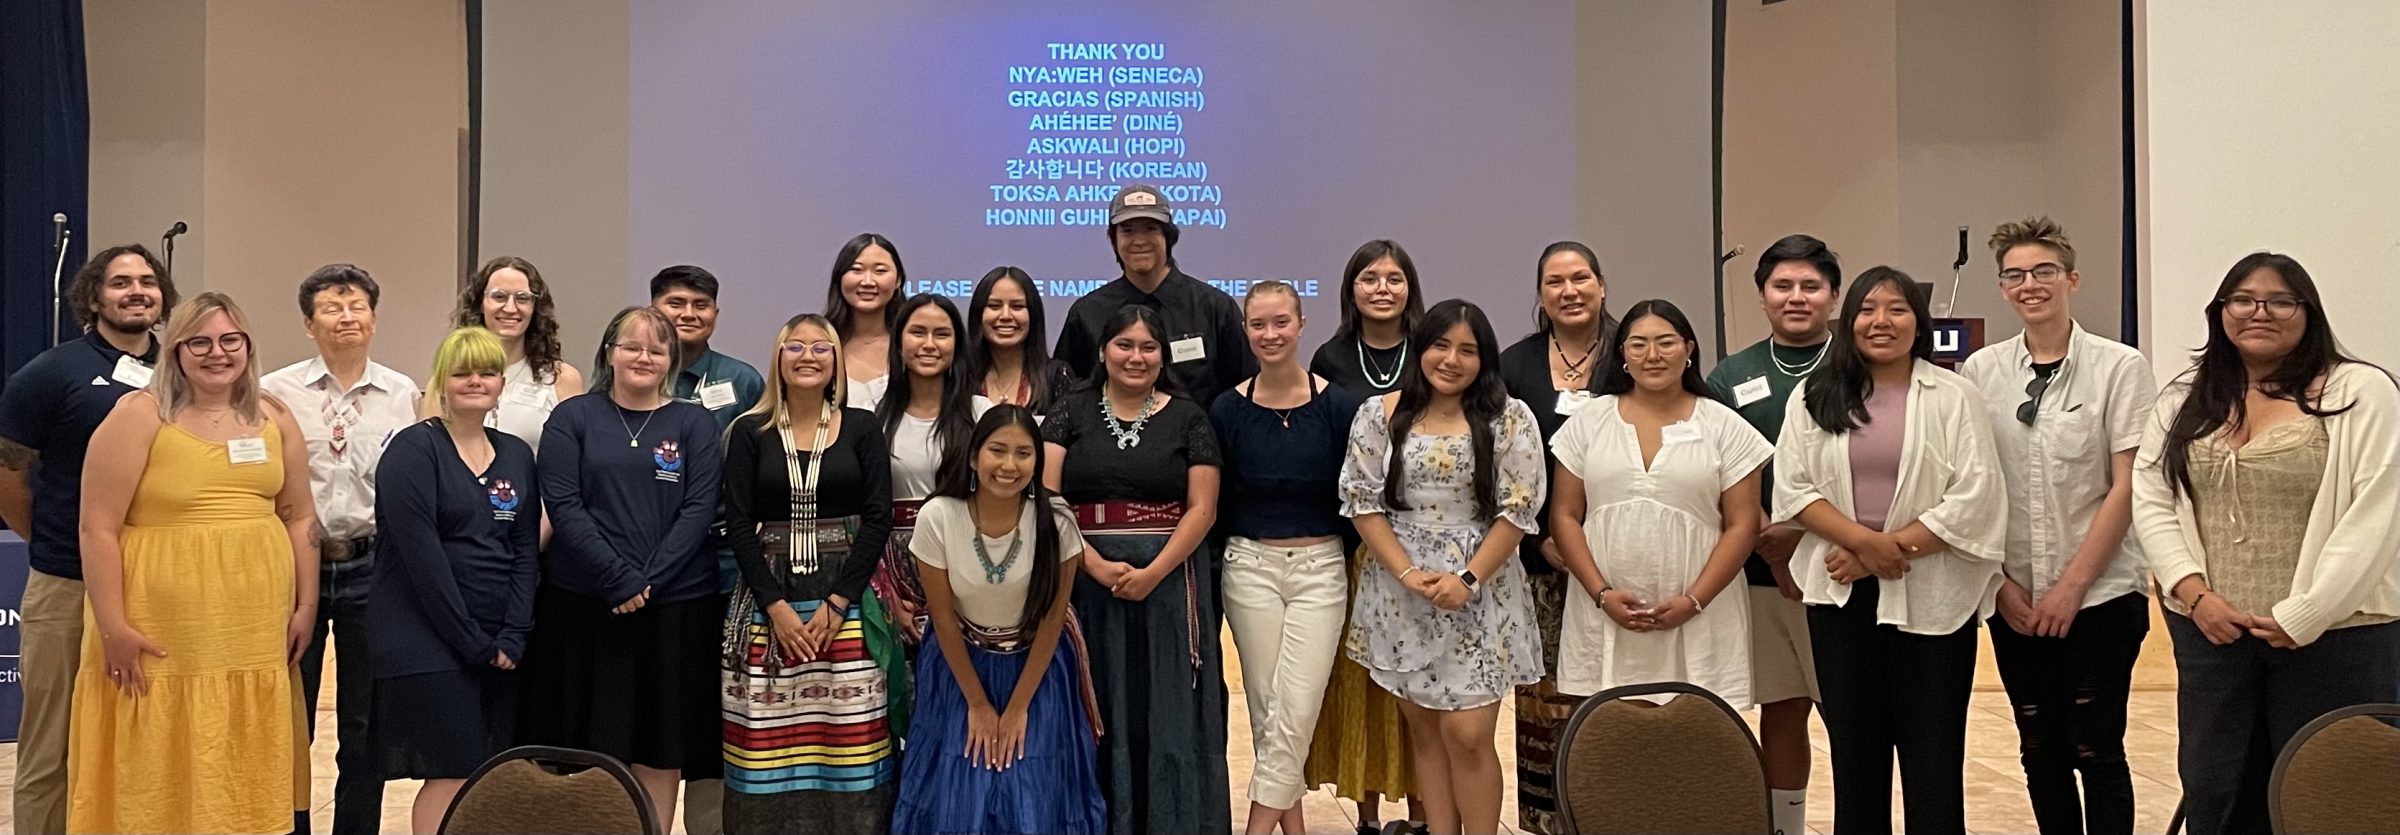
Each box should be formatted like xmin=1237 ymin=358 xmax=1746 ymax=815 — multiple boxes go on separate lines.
xmin=894 ymin=404 xmax=1106 ymax=834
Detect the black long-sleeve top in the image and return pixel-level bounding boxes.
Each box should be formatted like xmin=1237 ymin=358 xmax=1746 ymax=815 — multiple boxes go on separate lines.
xmin=1497 ymin=326 xmax=1614 ymax=576
xmin=722 ymin=409 xmax=893 ymax=608
xmin=537 ymin=395 xmax=723 ymax=606
xmin=1054 ymin=269 xmax=1256 ymax=410
xmin=368 ymin=421 xmax=541 ymax=677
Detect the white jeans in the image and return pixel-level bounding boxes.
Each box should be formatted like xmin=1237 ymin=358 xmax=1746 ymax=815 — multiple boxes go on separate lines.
xmin=1222 ymin=536 xmax=1350 ymax=810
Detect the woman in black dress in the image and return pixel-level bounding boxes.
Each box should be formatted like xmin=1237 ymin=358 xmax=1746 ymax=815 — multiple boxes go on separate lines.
xmin=1042 ymin=305 xmax=1230 ymax=834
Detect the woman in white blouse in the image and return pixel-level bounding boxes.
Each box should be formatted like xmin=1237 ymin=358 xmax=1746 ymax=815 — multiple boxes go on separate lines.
xmin=1771 ymin=268 xmax=2007 ymax=835
xmin=449 ymin=256 xmax=582 ymax=452
xmin=868 ymin=293 xmax=993 ymax=643
xmin=1549 ymin=300 xmax=1770 ymax=706
xmin=823 ymin=234 xmax=905 ymax=407
xmin=2131 ymin=252 xmax=2399 ymax=835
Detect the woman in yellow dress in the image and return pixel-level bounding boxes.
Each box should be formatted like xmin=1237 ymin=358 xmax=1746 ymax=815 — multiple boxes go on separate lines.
xmin=68 ymin=292 xmax=316 ymax=833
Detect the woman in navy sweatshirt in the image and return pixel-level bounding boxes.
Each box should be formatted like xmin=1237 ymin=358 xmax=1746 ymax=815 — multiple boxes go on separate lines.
xmin=519 ymin=306 xmax=723 ymax=831
xmin=369 ymin=326 xmax=540 ymax=834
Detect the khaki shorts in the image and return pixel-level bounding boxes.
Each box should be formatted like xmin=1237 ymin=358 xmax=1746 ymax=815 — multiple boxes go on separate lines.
xmin=1748 ymin=584 xmax=1819 ymax=704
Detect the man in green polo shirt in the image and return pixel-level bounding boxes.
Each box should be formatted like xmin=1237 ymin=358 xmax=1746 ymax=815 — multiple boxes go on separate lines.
xmin=1705 ymin=234 xmax=1840 ymax=835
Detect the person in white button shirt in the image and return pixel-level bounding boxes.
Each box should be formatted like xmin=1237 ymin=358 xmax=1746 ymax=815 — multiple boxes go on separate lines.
xmin=451 ymin=256 xmax=584 ymax=453
xmin=1772 ymin=268 xmax=2007 ymax=835
xmin=258 ymin=263 xmax=424 ymax=835
xmin=1959 ymin=218 xmax=2157 ymax=835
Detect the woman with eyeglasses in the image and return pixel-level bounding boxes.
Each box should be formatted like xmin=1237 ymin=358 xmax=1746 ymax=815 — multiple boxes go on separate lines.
xmin=1343 ymin=299 xmax=1547 ymax=835
xmin=452 ymin=256 xmax=582 ymax=453
xmin=2131 ymin=252 xmax=2399 ymax=835
xmin=518 ymin=307 xmax=724 ymax=831
xmin=719 ymin=314 xmax=903 ymax=833
xmin=964 ymin=267 xmax=1077 ymax=415
xmin=1043 ymin=304 xmax=1230 ymax=834
xmin=68 ymin=292 xmax=314 ymax=832
xmin=825 ymin=233 xmax=907 ymax=409
xmin=1772 ymin=268 xmax=2007 ymax=835
xmin=1958 ymin=218 xmax=2157 ymax=835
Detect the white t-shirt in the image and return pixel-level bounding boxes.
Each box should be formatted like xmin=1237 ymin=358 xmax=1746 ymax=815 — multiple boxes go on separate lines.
xmin=889 ymin=396 xmax=996 ymax=500
xmin=911 ymin=495 xmax=1084 ymax=629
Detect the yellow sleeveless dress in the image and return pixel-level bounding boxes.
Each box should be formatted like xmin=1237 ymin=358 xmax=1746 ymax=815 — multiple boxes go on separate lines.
xmin=67 ymin=423 xmax=310 ymax=834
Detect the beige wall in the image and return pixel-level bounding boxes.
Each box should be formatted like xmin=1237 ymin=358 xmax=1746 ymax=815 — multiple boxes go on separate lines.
xmin=85 ymin=0 xmax=468 ymax=376
xmin=1575 ymin=0 xmax=1719 ymax=339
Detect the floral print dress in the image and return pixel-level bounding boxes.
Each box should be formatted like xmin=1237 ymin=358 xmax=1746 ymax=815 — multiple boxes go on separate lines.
xmin=1339 ymin=395 xmax=1550 ymax=709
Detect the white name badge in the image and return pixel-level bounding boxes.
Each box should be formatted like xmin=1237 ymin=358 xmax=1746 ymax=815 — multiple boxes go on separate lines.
xmin=111 ymin=354 xmax=154 ymax=388
xmin=699 ymin=381 xmax=738 ymax=410
xmin=1733 ymin=375 xmax=1772 ymax=408
xmin=1170 ymin=336 xmax=1207 ymax=364
xmin=1663 ymin=422 xmax=1704 ymax=445
xmin=1554 ymin=388 xmax=1595 ymax=417
xmin=227 ymin=436 xmax=269 ymax=465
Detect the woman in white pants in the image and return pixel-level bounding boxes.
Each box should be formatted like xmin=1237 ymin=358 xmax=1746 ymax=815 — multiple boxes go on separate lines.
xmin=1207 ymin=281 xmax=1361 ymax=835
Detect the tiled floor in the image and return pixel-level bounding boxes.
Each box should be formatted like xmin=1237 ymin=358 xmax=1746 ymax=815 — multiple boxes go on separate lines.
xmin=0 ymin=630 xmax=2188 ymax=834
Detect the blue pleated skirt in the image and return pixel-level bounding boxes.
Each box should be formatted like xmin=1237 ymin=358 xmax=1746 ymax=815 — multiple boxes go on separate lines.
xmin=891 ymin=629 xmax=1107 ymax=835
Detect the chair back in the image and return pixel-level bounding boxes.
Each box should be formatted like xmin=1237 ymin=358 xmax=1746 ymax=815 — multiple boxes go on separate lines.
xmin=439 ymin=745 xmax=660 ymax=835
xmin=2270 ymin=703 xmax=2400 ymax=835
xmin=1554 ymin=681 xmax=1771 ymax=835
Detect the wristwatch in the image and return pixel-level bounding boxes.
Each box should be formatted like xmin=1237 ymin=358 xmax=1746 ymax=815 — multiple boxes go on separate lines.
xmin=1457 ymin=569 xmax=1480 ymax=594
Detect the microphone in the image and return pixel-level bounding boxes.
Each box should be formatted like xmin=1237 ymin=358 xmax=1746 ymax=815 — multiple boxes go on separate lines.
xmin=1718 ymin=243 xmax=1746 ymax=265
xmin=164 ymin=220 xmax=189 ymax=241
xmin=1951 ymin=226 xmax=1970 ymax=270
xmin=162 ymin=220 xmax=188 ymax=283
xmin=53 ymin=213 xmax=67 ymax=248
xmin=1938 ymin=225 xmax=1969 ymax=318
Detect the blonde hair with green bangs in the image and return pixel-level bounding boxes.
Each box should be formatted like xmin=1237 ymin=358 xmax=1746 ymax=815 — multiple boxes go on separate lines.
xmin=422 ymin=326 xmax=509 ymax=418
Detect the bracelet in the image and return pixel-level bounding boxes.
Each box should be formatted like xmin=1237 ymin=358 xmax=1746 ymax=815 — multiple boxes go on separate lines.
xmin=1400 ymin=566 xmax=1421 ymax=580
xmin=2190 ymin=590 xmax=2215 ymax=609
xmin=1683 ymin=593 xmax=1706 ymax=613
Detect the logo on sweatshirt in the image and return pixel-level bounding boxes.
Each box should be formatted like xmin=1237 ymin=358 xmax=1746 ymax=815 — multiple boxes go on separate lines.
xmin=487 ymin=479 xmax=521 ymax=522
xmin=653 ymin=439 xmax=683 ymax=483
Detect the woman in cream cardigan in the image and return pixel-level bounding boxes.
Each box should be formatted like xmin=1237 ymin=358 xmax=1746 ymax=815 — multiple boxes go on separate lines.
xmin=2132 ymin=252 xmax=2399 ymax=835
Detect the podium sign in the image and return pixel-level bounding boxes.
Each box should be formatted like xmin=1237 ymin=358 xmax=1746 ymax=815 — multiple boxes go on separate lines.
xmin=0 ymin=532 xmax=25 ymax=742
xmin=1931 ymin=318 xmax=1984 ymax=369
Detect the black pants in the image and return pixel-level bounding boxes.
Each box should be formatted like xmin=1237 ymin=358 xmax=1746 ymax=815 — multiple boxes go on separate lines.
xmin=1808 ymin=578 xmax=1979 ymax=835
xmin=2167 ymin=611 xmax=2400 ymax=835
xmin=1988 ymin=592 xmax=2149 ymax=835
xmin=298 ymin=549 xmax=383 ymax=835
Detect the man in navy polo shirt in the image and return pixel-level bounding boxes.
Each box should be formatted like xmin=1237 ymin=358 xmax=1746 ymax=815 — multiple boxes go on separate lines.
xmin=0 ymin=245 xmax=176 ymax=835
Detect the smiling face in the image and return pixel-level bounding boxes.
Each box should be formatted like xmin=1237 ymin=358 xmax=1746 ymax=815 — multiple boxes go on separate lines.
xmin=1352 ymin=256 xmax=1410 ymax=328
xmin=1618 ymin=314 xmax=1690 ymax=393
xmin=177 ymin=311 xmax=251 ymax=391
xmin=974 ymin=422 xmax=1040 ymax=496
xmin=980 ymin=277 xmax=1033 ymax=349
xmin=654 ymin=285 xmax=719 ymax=351
xmin=608 ymin=316 xmax=672 ymax=396
xmin=445 ymin=365 xmax=503 ymax=415
xmin=842 ymin=244 xmax=899 ymax=317
xmin=480 ymin=268 xmax=536 ymax=340
xmin=1851 ymin=281 xmax=1919 ymax=369
xmin=780 ymin=321 xmax=839 ymax=394
xmin=1103 ymin=319 xmax=1163 ymax=392
xmin=2219 ymin=266 xmax=2308 ymax=366
xmin=95 ymin=253 xmax=164 ymax=335
xmin=1998 ymin=243 xmax=2078 ymax=329
xmin=1760 ymin=261 xmax=1836 ymax=343
xmin=900 ymin=303 xmax=958 ymax=380
xmin=1112 ymin=218 xmax=1170 ymax=277
xmin=1243 ymin=291 xmax=1303 ymax=367
xmin=1420 ymin=321 xmax=1483 ymax=397
xmin=1540 ymin=250 xmax=1605 ymax=332
xmin=303 ymin=284 xmax=376 ymax=354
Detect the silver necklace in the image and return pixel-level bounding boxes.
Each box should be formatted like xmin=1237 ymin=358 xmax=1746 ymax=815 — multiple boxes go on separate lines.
xmin=615 ymin=402 xmax=658 ymax=447
xmin=1100 ymin=389 xmax=1159 ymax=449
xmin=970 ymin=503 xmax=1026 ymax=584
xmin=1770 ymin=339 xmax=1831 ymax=378
xmin=1357 ymin=337 xmax=1406 ymax=390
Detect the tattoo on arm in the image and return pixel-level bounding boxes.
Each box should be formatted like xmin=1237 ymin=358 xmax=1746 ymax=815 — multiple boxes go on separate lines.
xmin=0 ymin=438 xmax=36 ymax=472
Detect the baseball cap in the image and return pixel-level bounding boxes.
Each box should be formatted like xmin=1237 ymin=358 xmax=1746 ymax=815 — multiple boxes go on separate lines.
xmin=1108 ymin=183 xmax=1176 ymax=228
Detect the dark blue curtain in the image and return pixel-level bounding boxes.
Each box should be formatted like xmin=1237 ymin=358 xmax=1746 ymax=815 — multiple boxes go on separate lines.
xmin=0 ymin=0 xmax=89 ymax=384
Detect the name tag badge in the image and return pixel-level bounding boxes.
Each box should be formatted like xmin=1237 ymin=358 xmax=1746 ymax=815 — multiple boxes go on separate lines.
xmin=699 ymin=381 xmax=738 ymax=410
xmin=1733 ymin=375 xmax=1772 ymax=408
xmin=1553 ymin=388 xmax=1595 ymax=417
xmin=1663 ymin=422 xmax=1704 ymax=445
xmin=1170 ymin=336 xmax=1207 ymax=364
xmin=227 ymin=436 xmax=269 ymax=465
xmin=111 ymin=354 xmax=154 ymax=388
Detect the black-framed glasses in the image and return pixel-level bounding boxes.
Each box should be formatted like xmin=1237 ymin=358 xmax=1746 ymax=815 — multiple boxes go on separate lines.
xmin=2220 ymin=294 xmax=2303 ymax=321
xmin=1998 ymin=263 xmax=2068 ymax=285
xmin=179 ymin=332 xmax=250 ymax=356
xmin=2017 ymin=371 xmax=2053 ymax=425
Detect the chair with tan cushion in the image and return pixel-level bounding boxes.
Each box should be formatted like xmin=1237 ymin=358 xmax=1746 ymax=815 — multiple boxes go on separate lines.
xmin=1554 ymin=681 xmax=1771 ymax=835
xmin=2270 ymin=703 xmax=2400 ymax=835
xmin=439 ymin=745 xmax=660 ymax=835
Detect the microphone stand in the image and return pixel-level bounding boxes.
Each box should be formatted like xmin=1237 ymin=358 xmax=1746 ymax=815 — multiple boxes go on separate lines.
xmin=50 ymin=227 xmax=73 ymax=345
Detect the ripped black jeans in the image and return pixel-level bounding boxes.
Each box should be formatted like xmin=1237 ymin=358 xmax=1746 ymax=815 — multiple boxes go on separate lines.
xmin=1988 ymin=591 xmax=2150 ymax=835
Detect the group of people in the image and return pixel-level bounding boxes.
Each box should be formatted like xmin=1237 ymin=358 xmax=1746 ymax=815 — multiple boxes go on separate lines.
xmin=0 ymin=180 xmax=2391 ymax=835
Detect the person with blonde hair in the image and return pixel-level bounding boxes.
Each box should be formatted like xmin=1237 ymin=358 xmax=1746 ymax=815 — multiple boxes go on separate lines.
xmin=369 ymin=326 xmax=542 ymax=834
xmin=68 ymin=291 xmax=316 ymax=832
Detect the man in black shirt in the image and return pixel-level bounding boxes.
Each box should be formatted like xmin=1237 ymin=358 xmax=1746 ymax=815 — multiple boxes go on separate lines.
xmin=1056 ymin=183 xmax=1253 ymax=408
xmin=0 ymin=245 xmax=174 ymax=835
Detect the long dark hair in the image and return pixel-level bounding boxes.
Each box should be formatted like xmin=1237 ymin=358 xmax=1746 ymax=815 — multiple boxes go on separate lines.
xmin=2160 ymin=252 xmax=2371 ymax=502
xmin=962 ymin=266 xmax=1061 ymax=408
xmin=1078 ymin=305 xmax=1189 ymax=400
xmin=823 ymin=233 xmax=906 ymax=342
xmin=1533 ymin=241 xmax=1618 ymax=336
xmin=1384 ymin=300 xmax=1510 ymax=521
xmin=929 ymin=405 xmax=1065 ymax=634
xmin=455 ymin=255 xmax=564 ymax=383
xmin=1332 ymin=239 xmax=1427 ymax=344
xmin=1803 ymin=267 xmax=1934 ymax=434
xmin=877 ymin=294 xmax=978 ymax=471
xmin=1597 ymin=299 xmax=1718 ymax=402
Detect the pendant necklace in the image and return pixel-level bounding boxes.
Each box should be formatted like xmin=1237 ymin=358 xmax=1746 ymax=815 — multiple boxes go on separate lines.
xmin=616 ymin=402 xmax=657 ymax=447
xmin=1101 ymin=389 xmax=1159 ymax=450
xmin=1358 ymin=338 xmax=1406 ymax=390
xmin=1555 ymin=335 xmax=1600 ymax=382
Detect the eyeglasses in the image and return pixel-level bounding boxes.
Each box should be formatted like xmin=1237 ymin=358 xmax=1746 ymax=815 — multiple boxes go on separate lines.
xmin=484 ymin=290 xmax=540 ymax=308
xmin=1998 ymin=264 xmax=2068 ymax=285
xmin=610 ymin=342 xmax=669 ymax=360
xmin=2220 ymin=294 xmax=2304 ymax=321
xmin=2016 ymin=371 xmax=2053 ymax=425
xmin=781 ymin=341 xmax=837 ymax=357
xmin=179 ymin=332 xmax=250 ymax=356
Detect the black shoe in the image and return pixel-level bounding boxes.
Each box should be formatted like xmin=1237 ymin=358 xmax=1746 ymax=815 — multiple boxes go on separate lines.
xmin=1356 ymin=825 xmax=1381 ymax=835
